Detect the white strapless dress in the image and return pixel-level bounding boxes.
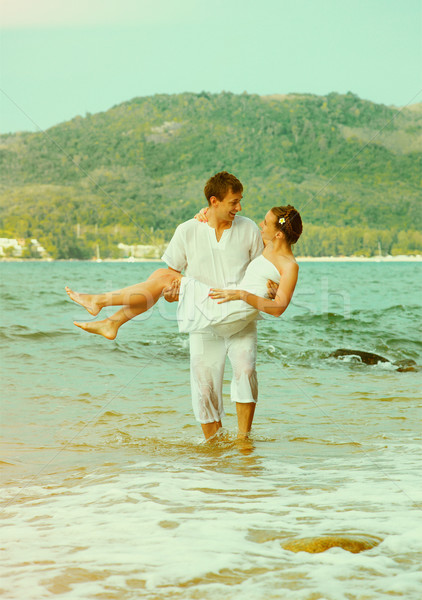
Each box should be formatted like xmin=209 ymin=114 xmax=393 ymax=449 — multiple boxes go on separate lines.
xmin=177 ymin=255 xmax=281 ymax=337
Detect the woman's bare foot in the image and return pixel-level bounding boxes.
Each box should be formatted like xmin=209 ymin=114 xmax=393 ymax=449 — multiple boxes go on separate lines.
xmin=65 ymin=286 xmax=102 ymax=316
xmin=73 ymin=318 xmax=117 ymax=340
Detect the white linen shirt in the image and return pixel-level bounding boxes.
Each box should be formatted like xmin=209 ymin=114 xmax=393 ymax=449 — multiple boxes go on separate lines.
xmin=161 ymin=215 xmax=263 ymax=288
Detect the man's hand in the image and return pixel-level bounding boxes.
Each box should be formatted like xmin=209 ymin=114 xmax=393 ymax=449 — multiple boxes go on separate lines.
xmin=267 ymin=280 xmax=278 ymax=300
xmin=163 ymin=278 xmax=181 ymax=303
xmin=209 ymin=288 xmax=243 ymax=304
xmin=193 ymin=207 xmax=209 ymax=222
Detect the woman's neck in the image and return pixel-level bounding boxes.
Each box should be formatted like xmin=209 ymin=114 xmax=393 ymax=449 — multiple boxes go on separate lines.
xmin=266 ymin=238 xmax=294 ymax=258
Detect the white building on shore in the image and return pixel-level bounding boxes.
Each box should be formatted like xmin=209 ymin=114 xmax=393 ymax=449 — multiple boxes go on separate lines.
xmin=117 ymin=243 xmax=166 ymax=259
xmin=0 ymin=238 xmax=23 ymax=257
xmin=0 ymin=238 xmax=48 ymax=258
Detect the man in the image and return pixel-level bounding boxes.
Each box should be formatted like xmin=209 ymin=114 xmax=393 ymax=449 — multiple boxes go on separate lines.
xmin=161 ymin=171 xmax=267 ymax=441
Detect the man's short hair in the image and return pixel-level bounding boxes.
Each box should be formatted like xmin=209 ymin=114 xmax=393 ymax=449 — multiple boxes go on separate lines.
xmin=204 ymin=171 xmax=243 ymax=204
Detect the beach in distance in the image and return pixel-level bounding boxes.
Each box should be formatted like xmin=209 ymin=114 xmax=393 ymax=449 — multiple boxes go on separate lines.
xmin=296 ymin=255 xmax=422 ymax=262
xmin=1 ymin=254 xmax=422 ymax=263
xmin=1 ymin=259 xmax=421 ymax=599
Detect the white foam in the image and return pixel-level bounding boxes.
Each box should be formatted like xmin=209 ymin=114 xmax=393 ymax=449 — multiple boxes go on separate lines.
xmin=2 ymin=449 xmax=421 ymax=600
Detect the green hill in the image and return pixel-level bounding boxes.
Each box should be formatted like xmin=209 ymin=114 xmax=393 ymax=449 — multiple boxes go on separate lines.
xmin=0 ymin=91 xmax=421 ymax=258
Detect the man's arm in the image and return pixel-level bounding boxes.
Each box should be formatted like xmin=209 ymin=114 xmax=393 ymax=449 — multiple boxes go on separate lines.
xmin=161 ymin=224 xmax=187 ymax=302
xmin=161 ymin=224 xmax=187 ymax=273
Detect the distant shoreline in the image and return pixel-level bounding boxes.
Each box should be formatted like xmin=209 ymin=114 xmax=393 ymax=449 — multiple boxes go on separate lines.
xmin=1 ymin=255 xmax=421 ymax=263
xmin=296 ymin=255 xmax=422 ymax=262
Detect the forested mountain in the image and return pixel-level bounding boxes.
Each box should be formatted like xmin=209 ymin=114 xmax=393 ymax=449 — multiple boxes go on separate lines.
xmin=0 ymin=91 xmax=420 ymax=258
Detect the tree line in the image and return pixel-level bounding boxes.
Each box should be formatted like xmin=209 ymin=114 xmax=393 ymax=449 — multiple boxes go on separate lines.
xmin=0 ymin=91 xmax=420 ymax=258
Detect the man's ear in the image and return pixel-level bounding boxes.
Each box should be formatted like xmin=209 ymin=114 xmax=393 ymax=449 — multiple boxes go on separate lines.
xmin=209 ymin=195 xmax=219 ymax=207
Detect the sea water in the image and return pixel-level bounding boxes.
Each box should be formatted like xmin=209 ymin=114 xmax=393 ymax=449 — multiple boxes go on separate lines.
xmin=1 ymin=261 xmax=421 ymax=599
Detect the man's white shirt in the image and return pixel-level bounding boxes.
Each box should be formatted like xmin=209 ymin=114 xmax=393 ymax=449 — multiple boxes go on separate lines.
xmin=161 ymin=215 xmax=264 ymax=288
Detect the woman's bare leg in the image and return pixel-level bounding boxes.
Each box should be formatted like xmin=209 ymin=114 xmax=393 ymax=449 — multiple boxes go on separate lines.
xmin=66 ymin=268 xmax=179 ymax=316
xmin=72 ymin=270 xmax=182 ymax=339
xmin=74 ymin=304 xmax=147 ymax=340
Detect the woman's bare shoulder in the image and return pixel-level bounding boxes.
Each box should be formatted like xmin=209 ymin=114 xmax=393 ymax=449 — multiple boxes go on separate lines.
xmin=274 ymin=254 xmax=299 ymax=273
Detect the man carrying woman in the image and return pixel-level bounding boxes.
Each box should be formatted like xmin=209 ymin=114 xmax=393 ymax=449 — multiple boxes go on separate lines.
xmin=66 ymin=172 xmax=302 ymax=440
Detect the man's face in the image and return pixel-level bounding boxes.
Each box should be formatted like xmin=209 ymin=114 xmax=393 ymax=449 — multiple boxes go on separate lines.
xmin=212 ymin=188 xmax=242 ymax=222
xmin=259 ymin=210 xmax=279 ymax=242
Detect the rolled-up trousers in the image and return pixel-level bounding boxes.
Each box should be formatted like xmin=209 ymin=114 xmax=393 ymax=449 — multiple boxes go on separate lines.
xmin=188 ymin=321 xmax=258 ymax=424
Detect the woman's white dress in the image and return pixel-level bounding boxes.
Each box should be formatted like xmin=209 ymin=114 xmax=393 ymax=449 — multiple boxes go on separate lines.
xmin=177 ymin=254 xmax=281 ymax=337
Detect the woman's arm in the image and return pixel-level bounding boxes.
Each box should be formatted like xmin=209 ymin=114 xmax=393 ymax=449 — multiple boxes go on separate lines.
xmin=209 ymin=262 xmax=299 ymax=317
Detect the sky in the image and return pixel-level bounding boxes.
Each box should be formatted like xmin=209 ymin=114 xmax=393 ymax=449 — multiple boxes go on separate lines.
xmin=1 ymin=0 xmax=421 ymax=133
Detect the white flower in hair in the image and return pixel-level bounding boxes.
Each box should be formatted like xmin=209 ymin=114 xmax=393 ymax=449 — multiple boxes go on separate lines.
xmin=279 ymin=217 xmax=285 ymax=225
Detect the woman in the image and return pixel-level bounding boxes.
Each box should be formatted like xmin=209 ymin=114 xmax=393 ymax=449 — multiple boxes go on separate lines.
xmin=66 ymin=205 xmax=302 ymax=339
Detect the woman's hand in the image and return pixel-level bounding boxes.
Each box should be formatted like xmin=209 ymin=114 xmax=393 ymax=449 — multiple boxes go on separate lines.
xmin=193 ymin=207 xmax=209 ymax=222
xmin=209 ymin=288 xmax=244 ymax=304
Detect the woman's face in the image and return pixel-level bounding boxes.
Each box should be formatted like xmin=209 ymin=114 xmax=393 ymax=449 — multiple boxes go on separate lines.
xmin=259 ymin=210 xmax=279 ymax=243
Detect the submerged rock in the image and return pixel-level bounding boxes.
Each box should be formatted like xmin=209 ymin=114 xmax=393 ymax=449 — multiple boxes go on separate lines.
xmin=282 ymin=535 xmax=381 ymax=554
xmin=394 ymin=358 xmax=420 ymax=372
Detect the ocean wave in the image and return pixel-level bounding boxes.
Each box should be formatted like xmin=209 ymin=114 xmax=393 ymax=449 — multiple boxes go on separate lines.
xmin=291 ymin=311 xmax=360 ymax=325
xmin=1 ymin=325 xmax=74 ymax=340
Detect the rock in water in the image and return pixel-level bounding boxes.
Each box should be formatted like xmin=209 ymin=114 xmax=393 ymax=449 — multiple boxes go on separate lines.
xmin=330 ymin=349 xmax=420 ymax=371
xmin=330 ymin=349 xmax=389 ymax=365
xmin=394 ymin=358 xmax=419 ymax=372
xmin=282 ymin=535 xmax=381 ymax=554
